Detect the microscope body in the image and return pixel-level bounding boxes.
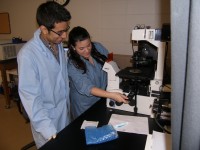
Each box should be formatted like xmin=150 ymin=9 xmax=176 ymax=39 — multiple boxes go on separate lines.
xmin=103 ymin=28 xmax=166 ymax=117
xmin=103 ymin=60 xmax=156 ymax=117
xmin=132 ymin=28 xmax=166 ymax=97
xmin=102 ymin=61 xmax=121 ymax=91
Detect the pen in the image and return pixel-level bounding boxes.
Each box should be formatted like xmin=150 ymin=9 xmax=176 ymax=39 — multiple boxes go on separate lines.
xmin=114 ymin=122 xmax=128 ymax=129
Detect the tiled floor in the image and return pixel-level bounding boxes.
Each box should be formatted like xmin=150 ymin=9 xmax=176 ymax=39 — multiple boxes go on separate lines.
xmin=0 ymin=94 xmax=37 ymax=150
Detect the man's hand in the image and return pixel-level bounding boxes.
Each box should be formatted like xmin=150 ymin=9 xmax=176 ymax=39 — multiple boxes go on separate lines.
xmin=48 ymin=134 xmax=57 ymax=141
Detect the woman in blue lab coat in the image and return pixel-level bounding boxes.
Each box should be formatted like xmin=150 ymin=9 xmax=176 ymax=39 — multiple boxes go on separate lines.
xmin=17 ymin=2 xmax=71 ymax=148
xmin=67 ymin=26 xmax=128 ymax=120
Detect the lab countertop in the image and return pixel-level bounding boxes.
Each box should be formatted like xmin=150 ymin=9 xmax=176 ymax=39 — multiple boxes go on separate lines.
xmin=39 ymin=99 xmax=162 ymax=150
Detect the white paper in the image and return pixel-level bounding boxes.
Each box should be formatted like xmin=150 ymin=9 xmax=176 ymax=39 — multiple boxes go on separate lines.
xmin=151 ymin=131 xmax=171 ymax=150
xmin=81 ymin=120 xmax=99 ymax=129
xmin=145 ymin=134 xmax=153 ymax=150
xmin=145 ymin=131 xmax=171 ymax=150
xmin=108 ymin=114 xmax=149 ymax=135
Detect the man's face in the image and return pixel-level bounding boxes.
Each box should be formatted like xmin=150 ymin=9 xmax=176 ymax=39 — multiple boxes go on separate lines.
xmin=45 ymin=21 xmax=70 ymax=44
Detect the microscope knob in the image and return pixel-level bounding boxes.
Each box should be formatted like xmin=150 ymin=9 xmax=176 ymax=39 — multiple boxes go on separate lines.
xmin=129 ymin=99 xmax=135 ymax=106
xmin=127 ymin=91 xmax=135 ymax=106
xmin=109 ymin=100 xmax=115 ymax=107
xmin=115 ymin=101 xmax=123 ymax=106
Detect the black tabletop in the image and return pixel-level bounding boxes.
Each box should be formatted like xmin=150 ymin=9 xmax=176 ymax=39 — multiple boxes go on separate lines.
xmin=39 ymin=99 xmax=161 ymax=150
xmin=0 ymin=58 xmax=17 ymax=63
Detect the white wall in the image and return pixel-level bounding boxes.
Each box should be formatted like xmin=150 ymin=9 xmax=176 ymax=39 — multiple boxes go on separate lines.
xmin=69 ymin=0 xmax=170 ymax=55
xmin=0 ymin=0 xmax=45 ymax=41
xmin=0 ymin=0 xmax=170 ymax=55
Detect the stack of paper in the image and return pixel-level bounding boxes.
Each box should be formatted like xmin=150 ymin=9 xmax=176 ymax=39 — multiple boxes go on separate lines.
xmin=108 ymin=114 xmax=149 ymax=135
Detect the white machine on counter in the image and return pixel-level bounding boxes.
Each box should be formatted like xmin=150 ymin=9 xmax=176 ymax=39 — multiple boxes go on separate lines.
xmin=103 ymin=28 xmax=166 ymax=117
xmin=0 ymin=42 xmax=25 ymax=60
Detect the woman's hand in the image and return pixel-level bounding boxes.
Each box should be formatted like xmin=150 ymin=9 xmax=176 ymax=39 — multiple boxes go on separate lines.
xmin=90 ymin=87 xmax=129 ymax=103
xmin=108 ymin=92 xmax=129 ymax=103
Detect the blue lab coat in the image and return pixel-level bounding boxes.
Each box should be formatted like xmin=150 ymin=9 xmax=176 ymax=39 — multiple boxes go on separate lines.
xmin=68 ymin=42 xmax=109 ymax=119
xmin=17 ymin=29 xmax=71 ymax=148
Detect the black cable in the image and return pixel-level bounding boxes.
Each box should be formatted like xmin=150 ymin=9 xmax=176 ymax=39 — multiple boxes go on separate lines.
xmin=163 ymin=42 xmax=170 ymax=84
xmin=154 ymin=113 xmax=171 ymax=134
xmin=164 ymin=84 xmax=171 ymax=89
xmin=153 ymin=85 xmax=171 ymax=134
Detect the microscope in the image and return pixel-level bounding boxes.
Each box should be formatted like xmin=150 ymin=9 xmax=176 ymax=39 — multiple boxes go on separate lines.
xmin=131 ymin=28 xmax=166 ymax=96
xmin=103 ymin=26 xmax=168 ymax=117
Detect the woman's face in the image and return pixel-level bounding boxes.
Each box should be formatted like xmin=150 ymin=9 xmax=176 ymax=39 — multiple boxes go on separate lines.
xmin=74 ymin=38 xmax=92 ymax=59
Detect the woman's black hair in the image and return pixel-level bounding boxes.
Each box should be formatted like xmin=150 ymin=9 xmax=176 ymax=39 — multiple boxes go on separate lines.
xmin=67 ymin=26 xmax=107 ymax=74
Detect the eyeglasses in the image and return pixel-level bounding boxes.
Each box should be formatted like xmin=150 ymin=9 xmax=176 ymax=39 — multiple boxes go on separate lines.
xmin=50 ymin=26 xmax=70 ymax=36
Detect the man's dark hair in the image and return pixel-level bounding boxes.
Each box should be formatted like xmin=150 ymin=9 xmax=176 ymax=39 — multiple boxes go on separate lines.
xmin=36 ymin=1 xmax=71 ymax=30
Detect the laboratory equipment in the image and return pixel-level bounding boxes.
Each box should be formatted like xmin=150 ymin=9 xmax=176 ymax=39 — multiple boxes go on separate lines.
xmin=103 ymin=26 xmax=168 ymax=117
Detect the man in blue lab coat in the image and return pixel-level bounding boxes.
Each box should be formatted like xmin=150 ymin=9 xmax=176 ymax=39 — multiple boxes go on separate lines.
xmin=17 ymin=1 xmax=71 ymax=148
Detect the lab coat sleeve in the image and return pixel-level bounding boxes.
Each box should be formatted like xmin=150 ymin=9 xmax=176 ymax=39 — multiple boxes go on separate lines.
xmin=17 ymin=50 xmax=57 ymax=140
